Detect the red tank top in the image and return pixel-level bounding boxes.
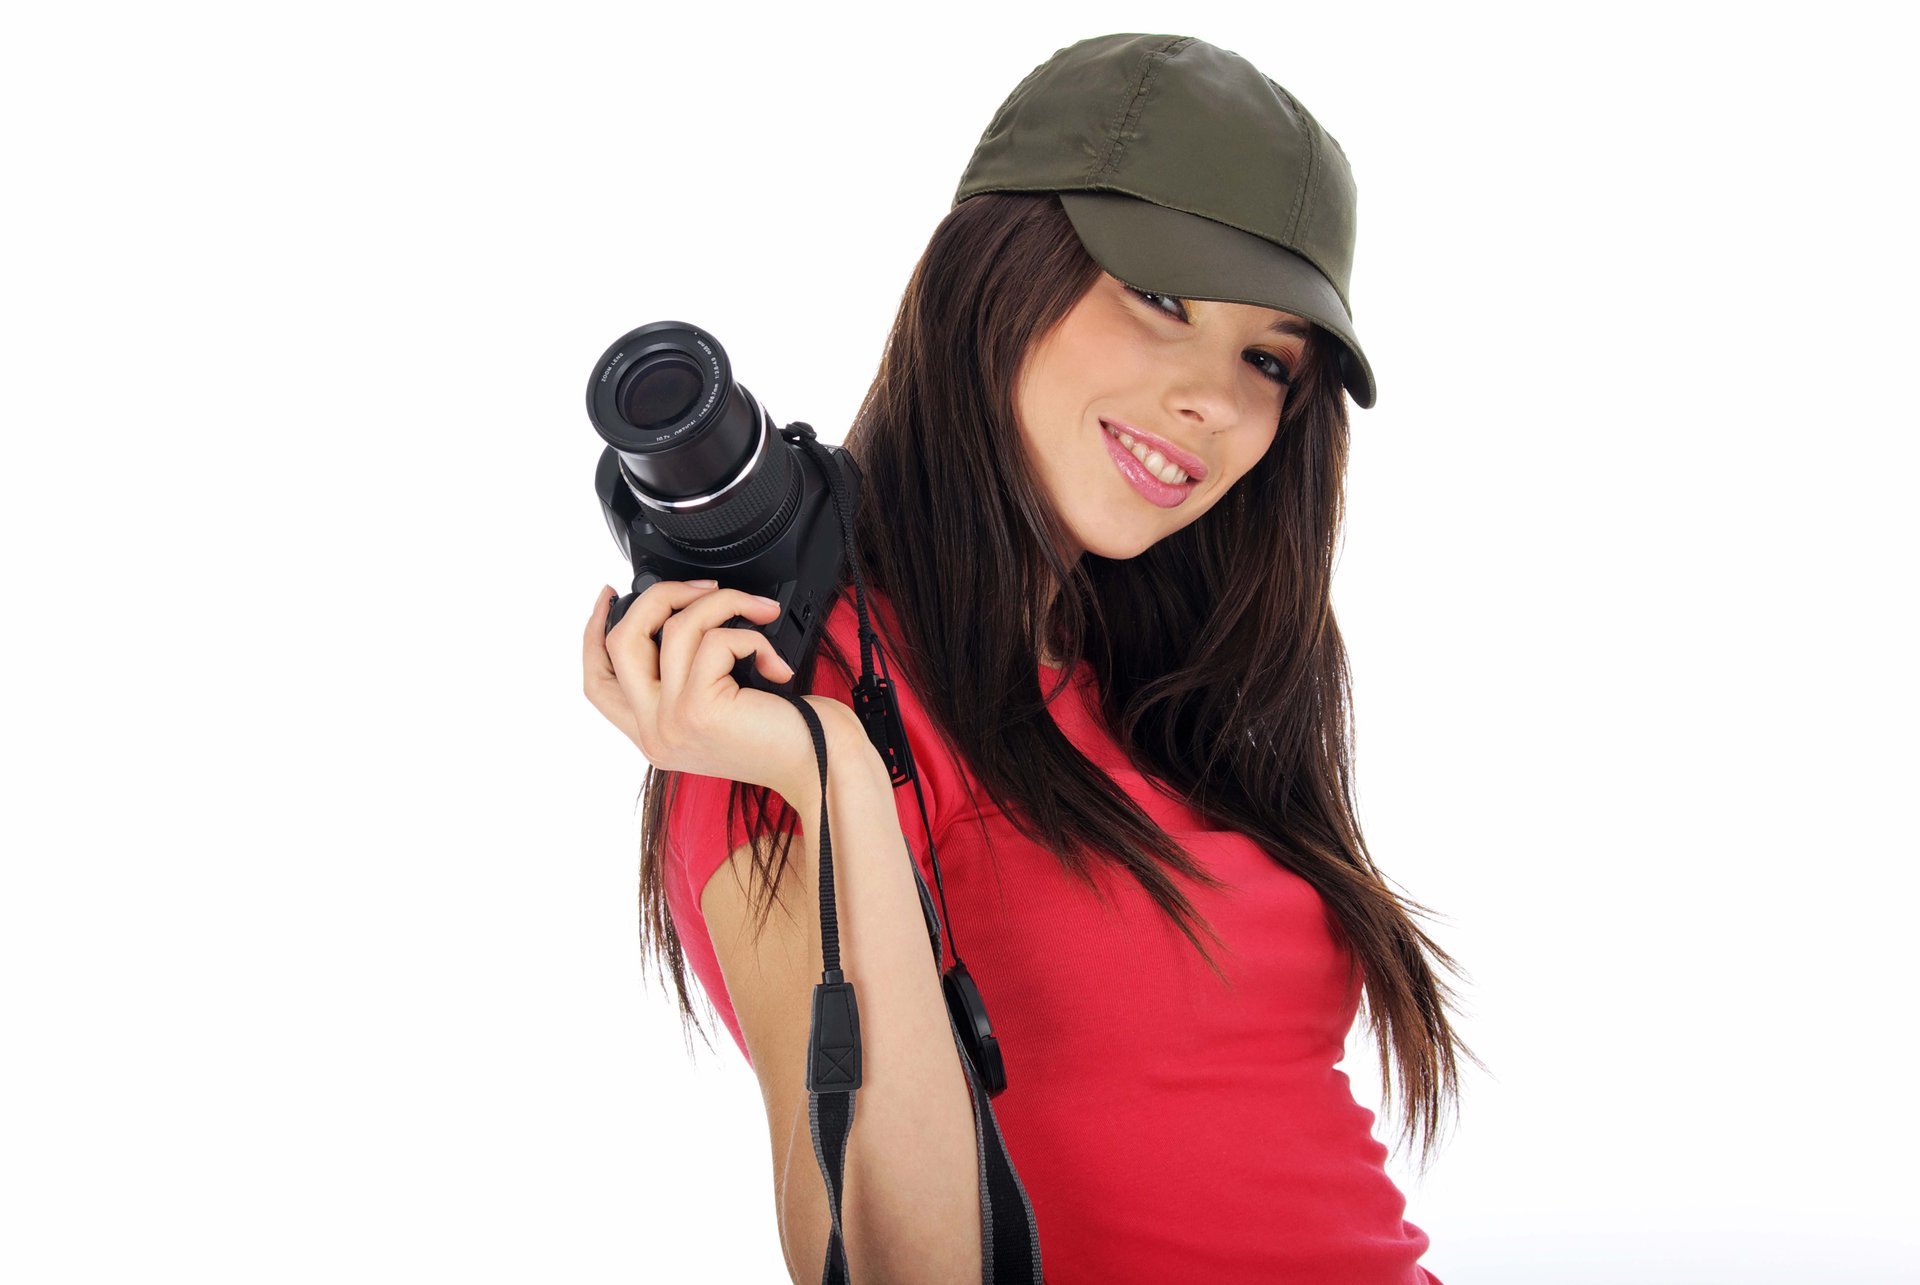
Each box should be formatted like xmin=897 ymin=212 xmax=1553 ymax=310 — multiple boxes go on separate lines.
xmin=663 ymin=590 xmax=1442 ymax=1284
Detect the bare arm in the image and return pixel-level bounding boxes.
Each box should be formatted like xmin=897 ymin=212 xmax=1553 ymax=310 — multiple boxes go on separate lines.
xmin=701 ymin=708 xmax=982 ymax=1285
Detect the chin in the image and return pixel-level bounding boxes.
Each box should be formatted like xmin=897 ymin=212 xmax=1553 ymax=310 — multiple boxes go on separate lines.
xmin=1077 ymin=526 xmax=1161 ymax=562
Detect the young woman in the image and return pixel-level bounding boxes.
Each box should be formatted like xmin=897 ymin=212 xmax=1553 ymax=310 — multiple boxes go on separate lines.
xmin=583 ymin=33 xmax=1469 ymax=1285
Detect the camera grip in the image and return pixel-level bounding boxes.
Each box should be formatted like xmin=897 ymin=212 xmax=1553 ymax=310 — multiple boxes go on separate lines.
xmin=607 ymin=574 xmax=794 ymax=697
xmin=605 ymin=569 xmax=663 ymax=636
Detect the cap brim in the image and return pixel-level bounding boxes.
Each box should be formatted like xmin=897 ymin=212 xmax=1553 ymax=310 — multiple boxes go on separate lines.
xmin=1058 ymin=192 xmax=1377 ymax=409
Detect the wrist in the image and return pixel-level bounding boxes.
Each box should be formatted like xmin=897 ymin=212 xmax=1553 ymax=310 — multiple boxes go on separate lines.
xmin=774 ymin=701 xmax=885 ymax=814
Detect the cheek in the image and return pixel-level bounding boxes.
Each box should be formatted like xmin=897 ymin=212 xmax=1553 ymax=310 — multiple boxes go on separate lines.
xmin=1047 ymin=305 xmax=1149 ymax=390
xmin=1214 ymin=427 xmax=1281 ymax=495
xmin=1238 ymin=367 xmax=1290 ymax=425
xmin=1016 ymin=355 xmax=1090 ymax=455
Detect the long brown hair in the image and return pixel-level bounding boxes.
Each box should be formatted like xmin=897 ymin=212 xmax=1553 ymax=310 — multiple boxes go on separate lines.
xmin=636 ymin=192 xmax=1473 ymax=1161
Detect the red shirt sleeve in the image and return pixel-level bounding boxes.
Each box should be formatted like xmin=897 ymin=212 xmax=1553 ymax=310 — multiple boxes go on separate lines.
xmin=661 ymin=601 xmax=866 ymax=922
xmin=658 ymin=592 xmax=962 ymax=1064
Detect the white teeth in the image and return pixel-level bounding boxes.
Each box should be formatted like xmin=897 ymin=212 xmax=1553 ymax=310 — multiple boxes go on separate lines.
xmin=1108 ymin=425 xmax=1190 ymax=485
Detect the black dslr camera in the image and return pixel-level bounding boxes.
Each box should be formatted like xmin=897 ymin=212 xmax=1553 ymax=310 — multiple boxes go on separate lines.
xmin=587 ymin=320 xmax=1008 ymax=1101
xmin=587 ymin=321 xmax=859 ymax=694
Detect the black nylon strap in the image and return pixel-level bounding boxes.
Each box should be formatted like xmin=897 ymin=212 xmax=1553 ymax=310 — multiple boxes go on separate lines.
xmin=775 ymin=427 xmax=1041 ymax=1283
xmin=781 ymin=697 xmax=1041 ymax=1285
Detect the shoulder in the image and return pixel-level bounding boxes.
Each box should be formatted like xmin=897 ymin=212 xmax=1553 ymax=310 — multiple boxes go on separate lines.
xmin=808 ymin=584 xmax=943 ymax=748
xmin=666 ymin=584 xmax=940 ymax=915
xmin=805 ymin=584 xmax=914 ymax=711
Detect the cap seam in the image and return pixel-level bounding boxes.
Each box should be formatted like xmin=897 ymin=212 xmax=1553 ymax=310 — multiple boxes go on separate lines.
xmin=1299 ymin=117 xmax=1322 ymax=247
xmin=1263 ymin=81 xmax=1305 ymax=245
xmin=1088 ymin=36 xmax=1190 ymax=185
xmin=1086 ymin=50 xmax=1151 ymax=184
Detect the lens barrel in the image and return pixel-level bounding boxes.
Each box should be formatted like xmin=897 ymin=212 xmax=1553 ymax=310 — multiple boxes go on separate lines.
xmin=586 ymin=321 xmax=803 ymax=559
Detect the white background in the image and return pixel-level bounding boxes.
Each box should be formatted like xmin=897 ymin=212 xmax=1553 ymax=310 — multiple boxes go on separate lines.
xmin=5 ymin=2 xmax=1915 ymax=1281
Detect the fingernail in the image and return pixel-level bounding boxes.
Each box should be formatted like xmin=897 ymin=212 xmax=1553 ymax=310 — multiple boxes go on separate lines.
xmin=691 ymin=578 xmax=719 ymax=588
xmin=752 ymin=594 xmax=779 ymax=608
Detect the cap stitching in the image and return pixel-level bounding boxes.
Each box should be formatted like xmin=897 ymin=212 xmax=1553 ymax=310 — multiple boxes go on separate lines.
xmin=1299 ymin=125 xmax=1321 ymax=246
xmin=1088 ymin=36 xmax=1192 ymax=185
xmin=1271 ymin=81 xmax=1313 ymax=246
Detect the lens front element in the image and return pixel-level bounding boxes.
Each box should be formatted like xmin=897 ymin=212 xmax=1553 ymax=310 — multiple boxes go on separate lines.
xmin=618 ymin=354 xmax=704 ymax=431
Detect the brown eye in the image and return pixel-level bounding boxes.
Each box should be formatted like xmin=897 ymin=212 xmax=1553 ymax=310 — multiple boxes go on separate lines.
xmin=1125 ymin=284 xmax=1188 ymax=321
xmin=1245 ymin=350 xmax=1294 ymax=387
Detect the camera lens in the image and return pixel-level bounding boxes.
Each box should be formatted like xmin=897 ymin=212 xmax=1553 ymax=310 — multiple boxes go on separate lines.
xmin=587 ymin=321 xmax=805 ymax=558
xmin=618 ymin=354 xmax=703 ymax=431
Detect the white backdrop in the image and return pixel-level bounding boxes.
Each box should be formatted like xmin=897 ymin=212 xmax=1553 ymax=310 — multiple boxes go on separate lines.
xmin=5 ymin=2 xmax=1915 ymax=1281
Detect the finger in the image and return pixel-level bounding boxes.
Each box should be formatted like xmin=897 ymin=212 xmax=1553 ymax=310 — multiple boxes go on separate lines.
xmin=657 ymin=590 xmax=783 ymax=709
xmin=688 ymin=624 xmax=797 ymax=697
xmin=583 ymin=587 xmax=645 ymax=744
xmin=604 ymin=579 xmax=721 ymax=683
xmin=665 ymin=627 xmax=797 ymax=744
xmin=583 ymin=586 xmax=618 ymax=679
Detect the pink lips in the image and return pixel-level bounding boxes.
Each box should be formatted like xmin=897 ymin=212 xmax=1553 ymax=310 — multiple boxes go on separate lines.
xmin=1100 ymin=419 xmax=1208 ymax=481
xmin=1103 ymin=424 xmax=1196 ymax=508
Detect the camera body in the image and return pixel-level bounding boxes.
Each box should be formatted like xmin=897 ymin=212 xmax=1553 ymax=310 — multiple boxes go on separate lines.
xmin=588 ymin=321 xmax=860 ymax=695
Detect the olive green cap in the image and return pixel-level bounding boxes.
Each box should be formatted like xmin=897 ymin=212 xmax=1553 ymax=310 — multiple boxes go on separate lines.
xmin=955 ymin=33 xmax=1377 ymax=409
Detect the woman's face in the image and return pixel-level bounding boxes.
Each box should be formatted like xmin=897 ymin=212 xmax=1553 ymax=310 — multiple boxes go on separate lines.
xmin=1012 ymin=270 xmax=1311 ymax=563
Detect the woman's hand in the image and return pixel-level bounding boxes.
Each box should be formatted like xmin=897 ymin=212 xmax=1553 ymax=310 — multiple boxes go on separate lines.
xmin=582 ymin=581 xmax=853 ymax=797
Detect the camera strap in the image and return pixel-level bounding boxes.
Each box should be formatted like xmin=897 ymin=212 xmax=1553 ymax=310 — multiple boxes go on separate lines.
xmin=781 ymin=694 xmax=1042 ymax=1285
xmin=778 ymin=425 xmax=1042 ymax=1284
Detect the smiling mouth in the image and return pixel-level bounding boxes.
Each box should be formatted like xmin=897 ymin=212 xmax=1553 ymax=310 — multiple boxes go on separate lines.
xmin=1102 ymin=421 xmax=1197 ymax=486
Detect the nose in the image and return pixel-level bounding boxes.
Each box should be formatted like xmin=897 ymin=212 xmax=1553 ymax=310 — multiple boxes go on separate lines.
xmin=1161 ymin=346 xmax=1249 ymax=430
